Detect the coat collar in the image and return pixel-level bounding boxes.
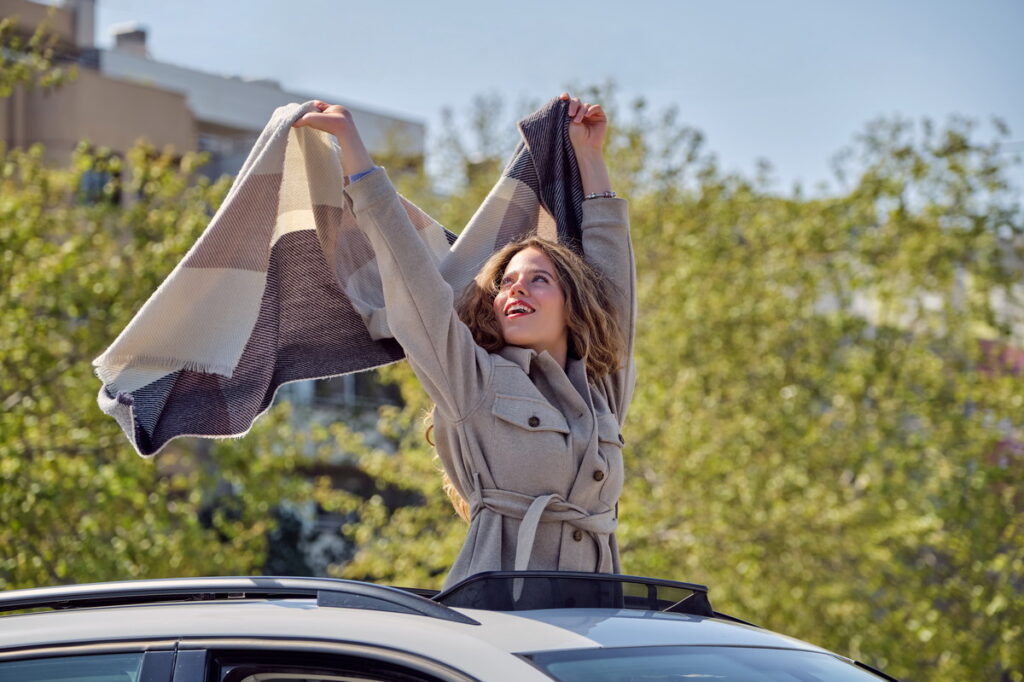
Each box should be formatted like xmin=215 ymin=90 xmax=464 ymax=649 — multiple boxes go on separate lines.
xmin=496 ymin=344 xmax=541 ymax=371
xmin=497 ymin=345 xmax=589 ymax=386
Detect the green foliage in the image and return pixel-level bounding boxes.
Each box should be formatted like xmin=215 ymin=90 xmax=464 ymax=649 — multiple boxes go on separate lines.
xmin=0 ymin=7 xmax=78 ymax=97
xmin=0 ymin=72 xmax=1021 ymax=680
xmin=0 ymin=140 xmax=331 ymax=587
xmin=329 ymin=85 xmax=1024 ymax=680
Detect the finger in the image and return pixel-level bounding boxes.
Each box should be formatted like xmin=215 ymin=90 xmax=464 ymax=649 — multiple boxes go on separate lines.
xmin=569 ymin=96 xmax=581 ymax=118
xmin=293 ymin=112 xmax=325 ymax=128
xmin=575 ymin=103 xmax=589 ymax=124
xmin=559 ymin=92 xmax=570 ymax=100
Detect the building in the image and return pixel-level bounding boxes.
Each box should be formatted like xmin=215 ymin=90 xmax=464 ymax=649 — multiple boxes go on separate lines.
xmin=0 ymin=0 xmax=425 ymax=178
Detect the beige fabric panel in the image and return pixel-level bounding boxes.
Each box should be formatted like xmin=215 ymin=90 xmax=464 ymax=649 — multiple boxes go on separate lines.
xmin=270 ymin=208 xmax=316 ymax=249
xmin=95 ymin=267 xmax=266 ymax=393
xmin=278 ymin=128 xmax=346 ymax=215
xmin=298 ymin=128 xmax=348 ymax=209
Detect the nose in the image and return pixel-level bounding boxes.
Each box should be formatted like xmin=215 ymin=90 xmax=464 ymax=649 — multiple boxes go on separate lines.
xmin=511 ymin=276 xmax=529 ymax=297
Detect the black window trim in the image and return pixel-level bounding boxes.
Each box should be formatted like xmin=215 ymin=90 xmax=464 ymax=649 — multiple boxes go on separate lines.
xmin=176 ymin=637 xmax=480 ymax=682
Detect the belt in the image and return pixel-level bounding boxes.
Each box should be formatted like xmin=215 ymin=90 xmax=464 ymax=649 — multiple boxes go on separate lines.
xmin=469 ymin=473 xmax=618 ymax=573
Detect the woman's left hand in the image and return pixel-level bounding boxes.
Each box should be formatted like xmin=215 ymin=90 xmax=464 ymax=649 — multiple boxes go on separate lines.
xmin=560 ymin=92 xmax=607 ymax=155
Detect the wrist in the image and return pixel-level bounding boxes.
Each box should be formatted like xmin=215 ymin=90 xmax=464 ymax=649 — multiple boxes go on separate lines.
xmin=574 ymin=147 xmax=605 ymax=162
xmin=577 ymin=153 xmax=612 ymax=196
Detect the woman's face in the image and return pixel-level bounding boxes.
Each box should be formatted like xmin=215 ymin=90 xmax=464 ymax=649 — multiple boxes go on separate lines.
xmin=492 ymin=246 xmax=569 ymax=361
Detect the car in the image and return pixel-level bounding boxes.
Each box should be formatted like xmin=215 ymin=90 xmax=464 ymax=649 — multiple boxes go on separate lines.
xmin=0 ymin=571 xmax=898 ymax=681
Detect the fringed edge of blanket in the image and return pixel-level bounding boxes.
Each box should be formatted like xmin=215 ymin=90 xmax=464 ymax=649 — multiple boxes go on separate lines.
xmin=92 ymin=353 xmax=240 ymax=390
xmin=98 ymin=353 xmax=408 ymax=458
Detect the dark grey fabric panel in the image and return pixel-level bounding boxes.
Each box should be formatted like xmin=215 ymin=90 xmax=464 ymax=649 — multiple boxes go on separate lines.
xmin=514 ymin=97 xmax=585 ymax=252
xmin=142 ymin=230 xmax=404 ymax=453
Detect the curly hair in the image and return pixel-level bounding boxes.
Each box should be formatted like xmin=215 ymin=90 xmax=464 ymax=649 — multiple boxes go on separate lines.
xmin=434 ymin=235 xmax=627 ymax=522
xmin=456 ymin=235 xmax=625 ymax=377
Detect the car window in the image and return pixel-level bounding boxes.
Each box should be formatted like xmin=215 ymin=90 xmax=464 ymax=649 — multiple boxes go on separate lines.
xmin=526 ymin=645 xmax=889 ymax=681
xmin=0 ymin=653 xmax=145 ymax=682
xmin=212 ymin=652 xmax=449 ymax=682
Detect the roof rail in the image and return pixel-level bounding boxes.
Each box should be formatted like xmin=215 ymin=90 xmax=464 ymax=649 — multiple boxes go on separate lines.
xmin=0 ymin=576 xmax=478 ymax=626
xmin=434 ymin=571 xmax=718 ymax=618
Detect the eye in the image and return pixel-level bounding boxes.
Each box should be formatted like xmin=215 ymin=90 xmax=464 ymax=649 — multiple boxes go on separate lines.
xmin=533 ymin=274 xmax=549 ymax=283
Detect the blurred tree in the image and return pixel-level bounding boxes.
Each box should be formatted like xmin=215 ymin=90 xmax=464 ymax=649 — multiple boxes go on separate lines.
xmin=0 ymin=5 xmax=77 ymax=97
xmin=329 ymin=85 xmax=1024 ymax=681
xmin=0 ymin=61 xmax=1020 ymax=679
xmin=0 ymin=140 xmax=345 ymax=587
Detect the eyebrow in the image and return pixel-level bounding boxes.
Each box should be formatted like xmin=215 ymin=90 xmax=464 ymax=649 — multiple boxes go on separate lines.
xmin=502 ymin=268 xmax=555 ymax=279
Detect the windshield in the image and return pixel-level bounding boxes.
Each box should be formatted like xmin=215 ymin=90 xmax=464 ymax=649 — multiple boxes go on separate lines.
xmin=526 ymin=645 xmax=888 ymax=681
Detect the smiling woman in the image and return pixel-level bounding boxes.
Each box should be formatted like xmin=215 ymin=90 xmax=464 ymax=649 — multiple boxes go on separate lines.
xmin=293 ymin=92 xmax=636 ymax=590
xmin=459 ymin=236 xmax=625 ymax=380
xmin=496 ymin=250 xmax=568 ymax=363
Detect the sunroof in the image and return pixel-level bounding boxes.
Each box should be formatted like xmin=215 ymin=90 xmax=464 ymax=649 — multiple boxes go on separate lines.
xmin=433 ymin=571 xmax=716 ymax=618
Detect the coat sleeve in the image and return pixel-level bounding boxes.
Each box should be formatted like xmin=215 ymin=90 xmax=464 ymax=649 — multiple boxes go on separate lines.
xmin=580 ymin=197 xmax=637 ymax=425
xmin=342 ymin=166 xmax=491 ymax=422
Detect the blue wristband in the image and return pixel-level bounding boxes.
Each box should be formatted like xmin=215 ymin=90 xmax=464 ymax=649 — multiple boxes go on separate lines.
xmin=348 ymin=166 xmax=379 ymax=183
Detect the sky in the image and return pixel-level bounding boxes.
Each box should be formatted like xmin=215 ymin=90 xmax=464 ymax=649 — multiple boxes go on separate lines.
xmin=88 ymin=0 xmax=1023 ymax=196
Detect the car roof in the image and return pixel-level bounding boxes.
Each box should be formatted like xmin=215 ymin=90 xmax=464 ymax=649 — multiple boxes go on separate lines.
xmin=0 ymin=597 xmax=829 ymax=656
xmin=0 ymin=575 xmax=884 ymax=682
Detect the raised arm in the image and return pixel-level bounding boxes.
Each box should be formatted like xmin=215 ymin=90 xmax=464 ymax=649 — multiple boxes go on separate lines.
xmin=294 ymin=102 xmax=491 ymax=421
xmin=562 ymin=94 xmax=637 ymax=422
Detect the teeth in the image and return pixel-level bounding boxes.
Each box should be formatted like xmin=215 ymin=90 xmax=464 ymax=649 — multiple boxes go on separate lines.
xmin=507 ymin=304 xmax=533 ymax=315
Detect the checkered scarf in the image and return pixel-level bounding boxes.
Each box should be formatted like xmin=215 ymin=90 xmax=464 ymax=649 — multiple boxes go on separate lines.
xmin=94 ymin=96 xmax=585 ymax=455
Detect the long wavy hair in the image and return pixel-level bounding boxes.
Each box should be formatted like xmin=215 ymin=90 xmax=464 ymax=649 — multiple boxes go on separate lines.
xmin=432 ymin=235 xmax=627 ymax=522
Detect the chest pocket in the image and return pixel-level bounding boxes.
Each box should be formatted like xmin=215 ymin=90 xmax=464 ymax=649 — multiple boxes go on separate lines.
xmin=595 ymin=412 xmax=625 ymax=505
xmin=489 ymin=393 xmax=572 ymax=494
xmin=492 ymin=394 xmax=570 ymax=434
xmin=596 ymin=413 xmax=625 ymax=448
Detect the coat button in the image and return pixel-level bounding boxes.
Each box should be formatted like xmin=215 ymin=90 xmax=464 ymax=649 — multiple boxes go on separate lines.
xmin=528 ymin=416 xmax=540 ymax=427
xmin=618 ymin=433 xmax=625 ymax=445
xmin=572 ymin=529 xmax=583 ymax=541
xmin=593 ymin=470 xmax=605 ymax=481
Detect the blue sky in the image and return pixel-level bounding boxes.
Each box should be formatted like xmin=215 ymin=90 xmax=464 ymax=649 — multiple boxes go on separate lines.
xmin=91 ymin=0 xmax=1023 ymax=195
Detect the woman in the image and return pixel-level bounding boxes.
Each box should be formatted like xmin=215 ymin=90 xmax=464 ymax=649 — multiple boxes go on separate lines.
xmin=293 ymin=93 xmax=636 ymax=590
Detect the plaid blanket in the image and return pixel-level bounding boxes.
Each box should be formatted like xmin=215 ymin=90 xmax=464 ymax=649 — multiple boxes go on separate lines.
xmin=94 ymin=96 xmax=586 ymax=456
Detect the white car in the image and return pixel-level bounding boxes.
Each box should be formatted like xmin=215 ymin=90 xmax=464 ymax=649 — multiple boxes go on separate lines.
xmin=0 ymin=571 xmax=898 ymax=681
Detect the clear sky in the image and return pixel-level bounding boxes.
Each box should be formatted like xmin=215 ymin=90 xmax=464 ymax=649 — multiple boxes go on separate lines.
xmin=90 ymin=0 xmax=1023 ymax=195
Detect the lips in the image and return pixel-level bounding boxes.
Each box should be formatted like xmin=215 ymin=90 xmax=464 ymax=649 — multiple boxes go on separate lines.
xmin=504 ymin=299 xmax=536 ymax=317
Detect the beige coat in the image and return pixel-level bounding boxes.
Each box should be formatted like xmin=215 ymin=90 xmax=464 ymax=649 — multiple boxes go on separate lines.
xmin=343 ymin=167 xmax=636 ymax=590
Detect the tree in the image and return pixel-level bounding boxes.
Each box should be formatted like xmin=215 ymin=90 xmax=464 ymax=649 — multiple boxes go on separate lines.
xmin=0 ymin=6 xmax=77 ymax=96
xmin=328 ymin=85 xmax=1024 ymax=681
xmin=0 ymin=140 xmax=346 ymax=587
xmin=1 ymin=66 xmax=1020 ymax=679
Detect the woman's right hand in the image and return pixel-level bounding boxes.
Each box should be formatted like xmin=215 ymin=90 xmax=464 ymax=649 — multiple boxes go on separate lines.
xmin=293 ymin=100 xmax=375 ymax=176
xmin=292 ymin=100 xmax=360 ymax=140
